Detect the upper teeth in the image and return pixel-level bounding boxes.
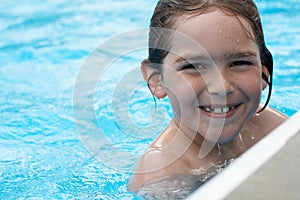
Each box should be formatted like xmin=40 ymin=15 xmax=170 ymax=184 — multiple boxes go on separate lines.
xmin=203 ymin=106 xmax=233 ymax=113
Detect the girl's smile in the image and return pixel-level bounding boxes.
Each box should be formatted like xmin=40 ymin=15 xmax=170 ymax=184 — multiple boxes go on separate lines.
xmin=198 ymin=103 xmax=242 ymax=118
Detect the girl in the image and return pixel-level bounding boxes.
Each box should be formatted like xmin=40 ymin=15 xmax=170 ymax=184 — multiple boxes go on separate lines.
xmin=128 ymin=0 xmax=287 ymax=198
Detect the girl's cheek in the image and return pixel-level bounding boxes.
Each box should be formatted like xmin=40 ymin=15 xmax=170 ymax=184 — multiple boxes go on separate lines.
xmin=239 ymin=73 xmax=262 ymax=97
xmin=164 ymin=75 xmax=205 ymax=115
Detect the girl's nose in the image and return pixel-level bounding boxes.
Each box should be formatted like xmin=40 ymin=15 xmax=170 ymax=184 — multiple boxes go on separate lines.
xmin=207 ymin=69 xmax=234 ymax=97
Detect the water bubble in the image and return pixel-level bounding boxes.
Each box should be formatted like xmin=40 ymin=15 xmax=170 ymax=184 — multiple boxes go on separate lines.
xmin=251 ymin=133 xmax=255 ymax=140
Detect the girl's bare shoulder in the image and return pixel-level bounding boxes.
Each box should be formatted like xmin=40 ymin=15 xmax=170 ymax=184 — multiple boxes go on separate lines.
xmin=256 ymin=106 xmax=288 ymax=123
xmin=128 ymin=121 xmax=191 ymax=191
xmin=247 ymin=106 xmax=288 ymax=137
xmin=128 ymin=146 xmax=189 ymax=192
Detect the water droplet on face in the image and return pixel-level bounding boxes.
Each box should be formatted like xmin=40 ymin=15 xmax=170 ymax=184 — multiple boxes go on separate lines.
xmin=218 ymin=30 xmax=223 ymax=34
xmin=236 ymin=38 xmax=240 ymax=43
xmin=217 ymin=144 xmax=222 ymax=156
xmin=251 ymin=133 xmax=255 ymax=140
xmin=226 ymin=34 xmax=230 ymax=38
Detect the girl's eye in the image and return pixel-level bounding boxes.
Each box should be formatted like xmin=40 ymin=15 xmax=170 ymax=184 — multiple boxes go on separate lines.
xmin=181 ymin=64 xmax=196 ymax=70
xmin=230 ymin=60 xmax=253 ymax=67
xmin=180 ymin=63 xmax=204 ymax=74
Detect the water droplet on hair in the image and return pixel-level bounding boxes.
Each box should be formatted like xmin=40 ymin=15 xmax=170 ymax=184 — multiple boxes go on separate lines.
xmin=251 ymin=133 xmax=255 ymax=140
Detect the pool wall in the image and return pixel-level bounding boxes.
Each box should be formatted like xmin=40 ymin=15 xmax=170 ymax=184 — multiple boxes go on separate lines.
xmin=188 ymin=110 xmax=300 ymax=199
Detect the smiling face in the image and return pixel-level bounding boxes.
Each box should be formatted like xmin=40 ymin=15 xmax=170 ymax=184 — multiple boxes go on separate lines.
xmin=160 ymin=9 xmax=267 ymax=144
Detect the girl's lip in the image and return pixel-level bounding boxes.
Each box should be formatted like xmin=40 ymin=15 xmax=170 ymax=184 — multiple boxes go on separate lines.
xmin=198 ymin=103 xmax=242 ymax=118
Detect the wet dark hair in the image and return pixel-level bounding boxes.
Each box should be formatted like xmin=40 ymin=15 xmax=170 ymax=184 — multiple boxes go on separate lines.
xmin=146 ymin=0 xmax=273 ymax=112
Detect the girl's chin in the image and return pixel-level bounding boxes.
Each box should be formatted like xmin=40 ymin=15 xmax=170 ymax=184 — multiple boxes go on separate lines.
xmin=173 ymin=117 xmax=243 ymax=143
xmin=202 ymin=129 xmax=241 ymax=144
xmin=215 ymin=136 xmax=236 ymax=144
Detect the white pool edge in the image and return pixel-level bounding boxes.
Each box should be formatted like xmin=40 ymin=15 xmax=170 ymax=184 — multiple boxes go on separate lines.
xmin=188 ymin=110 xmax=300 ymax=200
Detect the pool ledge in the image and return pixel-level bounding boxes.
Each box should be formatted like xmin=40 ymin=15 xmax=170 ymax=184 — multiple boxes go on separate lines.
xmin=188 ymin=110 xmax=300 ymax=200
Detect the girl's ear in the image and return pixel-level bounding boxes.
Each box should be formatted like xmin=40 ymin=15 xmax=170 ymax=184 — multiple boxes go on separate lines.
xmin=141 ymin=61 xmax=167 ymax=99
xmin=262 ymin=65 xmax=270 ymax=90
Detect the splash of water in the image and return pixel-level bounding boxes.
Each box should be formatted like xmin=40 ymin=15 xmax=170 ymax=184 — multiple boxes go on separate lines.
xmin=136 ymin=158 xmax=235 ymax=199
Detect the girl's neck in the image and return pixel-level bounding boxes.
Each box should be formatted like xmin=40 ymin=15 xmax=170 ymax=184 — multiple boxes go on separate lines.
xmin=172 ymin=119 xmax=247 ymax=162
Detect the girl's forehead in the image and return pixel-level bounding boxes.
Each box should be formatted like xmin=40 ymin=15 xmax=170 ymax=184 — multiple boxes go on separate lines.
xmin=173 ymin=8 xmax=254 ymax=40
xmin=165 ymin=9 xmax=258 ymax=63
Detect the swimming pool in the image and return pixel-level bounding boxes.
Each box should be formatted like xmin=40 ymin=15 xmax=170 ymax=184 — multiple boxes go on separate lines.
xmin=1 ymin=0 xmax=299 ymax=199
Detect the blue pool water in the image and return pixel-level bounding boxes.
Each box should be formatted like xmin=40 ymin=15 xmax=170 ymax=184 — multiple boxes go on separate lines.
xmin=1 ymin=0 xmax=299 ymax=199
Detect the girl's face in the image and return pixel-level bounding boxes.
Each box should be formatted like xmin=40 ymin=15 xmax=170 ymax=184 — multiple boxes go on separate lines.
xmin=161 ymin=9 xmax=267 ymax=143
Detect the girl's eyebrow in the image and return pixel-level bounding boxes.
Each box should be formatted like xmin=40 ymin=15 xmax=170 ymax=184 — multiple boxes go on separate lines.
xmin=174 ymin=55 xmax=211 ymax=64
xmin=225 ymin=52 xmax=257 ymax=59
xmin=173 ymin=51 xmax=257 ymax=64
